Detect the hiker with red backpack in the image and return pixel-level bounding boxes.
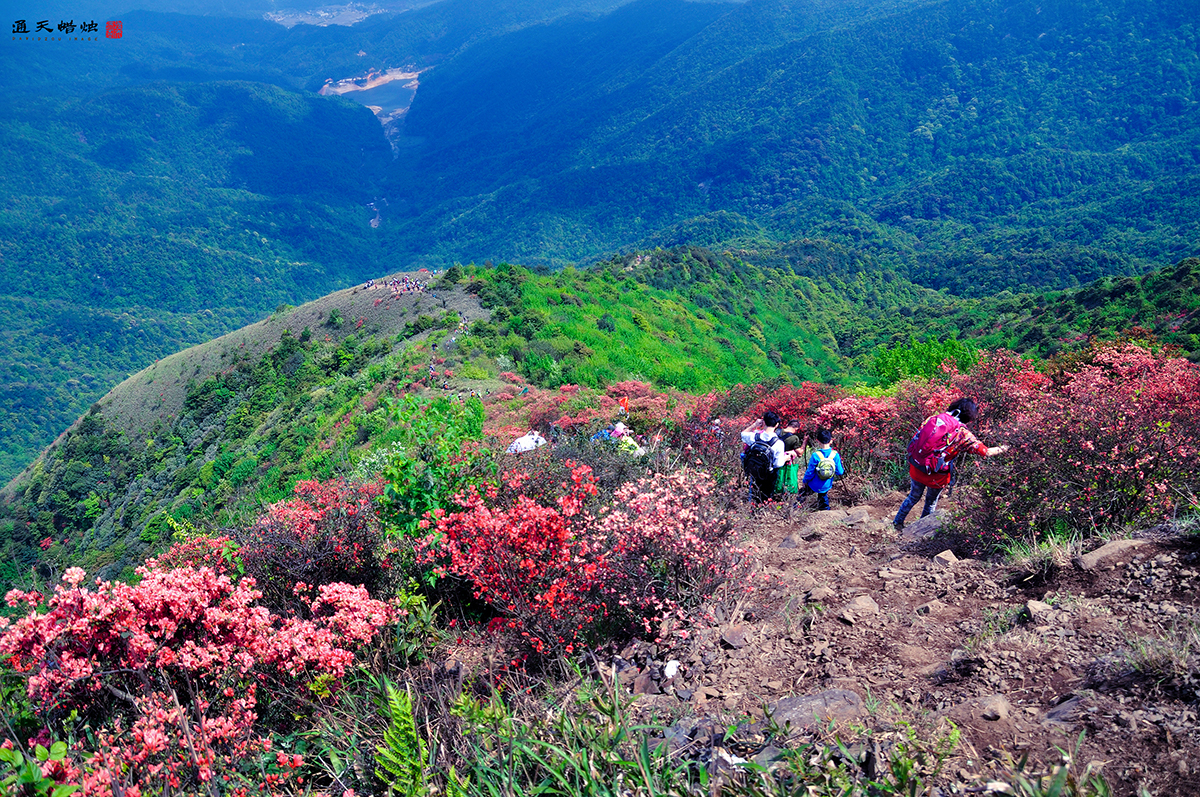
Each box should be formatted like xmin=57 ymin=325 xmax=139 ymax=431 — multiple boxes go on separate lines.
xmin=893 ymin=397 xmax=1009 ymax=531
xmin=741 ymin=411 xmax=789 ymax=503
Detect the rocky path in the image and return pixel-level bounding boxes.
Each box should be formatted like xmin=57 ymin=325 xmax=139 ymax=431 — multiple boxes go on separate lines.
xmin=616 ymin=493 xmax=1200 ymax=795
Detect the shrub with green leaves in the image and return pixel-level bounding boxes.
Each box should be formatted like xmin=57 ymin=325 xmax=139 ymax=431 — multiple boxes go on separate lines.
xmin=378 ymin=394 xmax=495 ymax=540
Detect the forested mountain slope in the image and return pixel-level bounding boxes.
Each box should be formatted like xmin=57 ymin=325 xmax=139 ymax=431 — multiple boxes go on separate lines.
xmin=384 ymin=0 xmax=1199 ymax=285
xmin=0 ymin=82 xmax=391 ymax=481
xmin=0 ymin=0 xmax=662 ymax=481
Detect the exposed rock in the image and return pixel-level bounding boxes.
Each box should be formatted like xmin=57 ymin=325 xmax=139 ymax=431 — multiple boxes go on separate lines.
xmin=632 ymin=671 xmax=659 ymax=695
xmin=915 ymin=599 xmax=945 ymax=616
xmin=979 ymin=695 xmax=1012 ymax=721
xmin=792 ymin=572 xmax=817 ymax=593
xmin=806 ymin=586 xmax=836 ymax=603
xmin=768 ymin=689 xmax=864 ymax=733
xmin=1041 ymin=695 xmax=1084 ymax=727
xmin=752 ymin=745 xmax=787 ymax=768
xmin=1026 ymin=599 xmax=1054 ymax=625
xmin=933 ymin=549 xmax=959 ymax=568
xmin=840 ymin=594 xmax=880 ymax=625
xmin=948 ymin=694 xmax=1013 ymax=724
xmin=844 ymin=508 xmax=871 ymax=525
xmin=1078 ymin=539 xmax=1149 ymax=571
xmin=899 ymin=512 xmax=943 ymax=541
xmin=721 ymin=625 xmax=751 ymax=649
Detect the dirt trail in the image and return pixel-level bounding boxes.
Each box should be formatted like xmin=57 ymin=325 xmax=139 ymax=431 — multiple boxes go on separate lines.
xmin=618 ymin=493 xmax=1200 ymax=795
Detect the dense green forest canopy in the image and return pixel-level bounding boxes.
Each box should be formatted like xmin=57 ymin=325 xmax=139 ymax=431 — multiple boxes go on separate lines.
xmin=1 ymin=0 xmax=1198 ymax=482
xmin=0 ymin=80 xmax=392 ymax=480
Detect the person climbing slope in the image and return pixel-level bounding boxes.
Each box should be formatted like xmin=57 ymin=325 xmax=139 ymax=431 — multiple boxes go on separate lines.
xmin=894 ymin=397 xmax=1008 ymax=531
xmin=778 ymin=419 xmax=804 ymax=496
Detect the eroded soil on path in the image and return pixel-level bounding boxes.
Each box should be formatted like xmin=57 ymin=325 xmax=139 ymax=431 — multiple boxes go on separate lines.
xmin=615 ymin=492 xmax=1200 ymax=796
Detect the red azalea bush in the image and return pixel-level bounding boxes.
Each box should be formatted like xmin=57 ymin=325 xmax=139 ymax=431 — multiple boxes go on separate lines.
xmin=425 ymin=465 xmax=739 ymax=658
xmin=489 ymin=380 xmax=693 ymax=446
xmin=962 ymin=343 xmax=1200 ymax=549
xmin=238 ymin=479 xmax=392 ymax=609
xmin=424 ymin=465 xmax=602 ymax=656
xmin=598 ymin=469 xmax=739 ymax=635
xmin=146 ymin=533 xmax=238 ymax=572
xmin=743 ymin=381 xmax=845 ymax=426
xmin=0 ymin=566 xmax=390 ymax=796
xmin=812 ymin=395 xmax=901 ymax=475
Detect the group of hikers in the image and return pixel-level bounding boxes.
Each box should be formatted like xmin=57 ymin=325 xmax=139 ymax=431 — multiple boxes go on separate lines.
xmin=363 ymin=274 xmax=429 ymax=295
xmin=500 ymin=388 xmax=1008 ymax=529
xmin=739 ymin=396 xmax=1008 ymax=527
xmin=505 ymin=420 xmax=647 ymax=456
xmin=739 ymin=412 xmax=844 ymax=510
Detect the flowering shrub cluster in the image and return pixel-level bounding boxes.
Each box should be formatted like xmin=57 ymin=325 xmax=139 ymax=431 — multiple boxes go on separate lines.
xmin=489 ymin=380 xmax=693 ymax=443
xmin=425 ymin=465 xmax=738 ymax=658
xmin=812 ymin=395 xmax=900 ymax=475
xmin=742 ymin=382 xmax=845 ymax=427
xmin=598 ymin=470 xmax=739 ymax=633
xmin=0 ymin=565 xmax=390 ymax=796
xmin=964 ymin=343 xmax=1200 ymax=546
xmin=689 ymin=345 xmax=1198 ymax=551
xmin=239 ymin=479 xmax=391 ymax=609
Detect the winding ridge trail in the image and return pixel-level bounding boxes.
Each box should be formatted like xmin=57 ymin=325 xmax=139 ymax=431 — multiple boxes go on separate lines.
xmin=619 ymin=493 xmax=1200 ymax=795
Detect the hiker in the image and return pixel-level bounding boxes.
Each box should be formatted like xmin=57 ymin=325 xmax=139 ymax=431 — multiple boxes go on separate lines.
xmin=590 ymin=424 xmax=616 ymax=443
xmin=779 ymin=419 xmax=804 ymax=495
xmin=893 ymin=397 xmax=1009 ymax=531
xmin=741 ymin=411 xmax=788 ymax=503
xmin=802 ymin=428 xmax=844 ymax=510
xmin=611 ymin=422 xmax=646 ymax=456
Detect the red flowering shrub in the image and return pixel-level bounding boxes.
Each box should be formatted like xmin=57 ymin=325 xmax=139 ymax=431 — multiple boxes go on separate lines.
xmin=812 ymin=395 xmax=900 ymax=475
xmin=146 ymin=533 xmax=237 ymax=572
xmin=239 ymin=479 xmax=391 ymax=609
xmin=598 ymin=470 xmax=738 ymax=635
xmin=426 ymin=466 xmax=739 ymax=658
xmin=0 ymin=566 xmax=390 ymax=796
xmin=697 ymin=380 xmax=781 ymax=420
xmin=946 ymin=350 xmax=1051 ymax=433
xmin=962 ymin=343 xmax=1200 ymax=548
xmin=743 ymin=382 xmax=844 ymax=425
xmin=424 ymin=465 xmax=601 ymax=656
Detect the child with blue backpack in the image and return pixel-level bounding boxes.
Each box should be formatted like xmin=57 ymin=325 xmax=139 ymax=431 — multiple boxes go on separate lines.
xmin=803 ymin=428 xmax=844 ymax=510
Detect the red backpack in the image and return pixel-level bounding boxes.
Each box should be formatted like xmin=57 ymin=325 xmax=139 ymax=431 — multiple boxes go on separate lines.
xmin=907 ymin=412 xmax=962 ymax=475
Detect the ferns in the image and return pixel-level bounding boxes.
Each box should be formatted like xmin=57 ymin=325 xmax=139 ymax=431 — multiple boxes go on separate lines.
xmin=375 ymin=684 xmax=426 ymax=796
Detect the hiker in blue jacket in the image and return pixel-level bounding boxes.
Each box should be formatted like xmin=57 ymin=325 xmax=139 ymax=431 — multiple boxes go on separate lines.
xmin=803 ymin=428 xmax=844 ymax=510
